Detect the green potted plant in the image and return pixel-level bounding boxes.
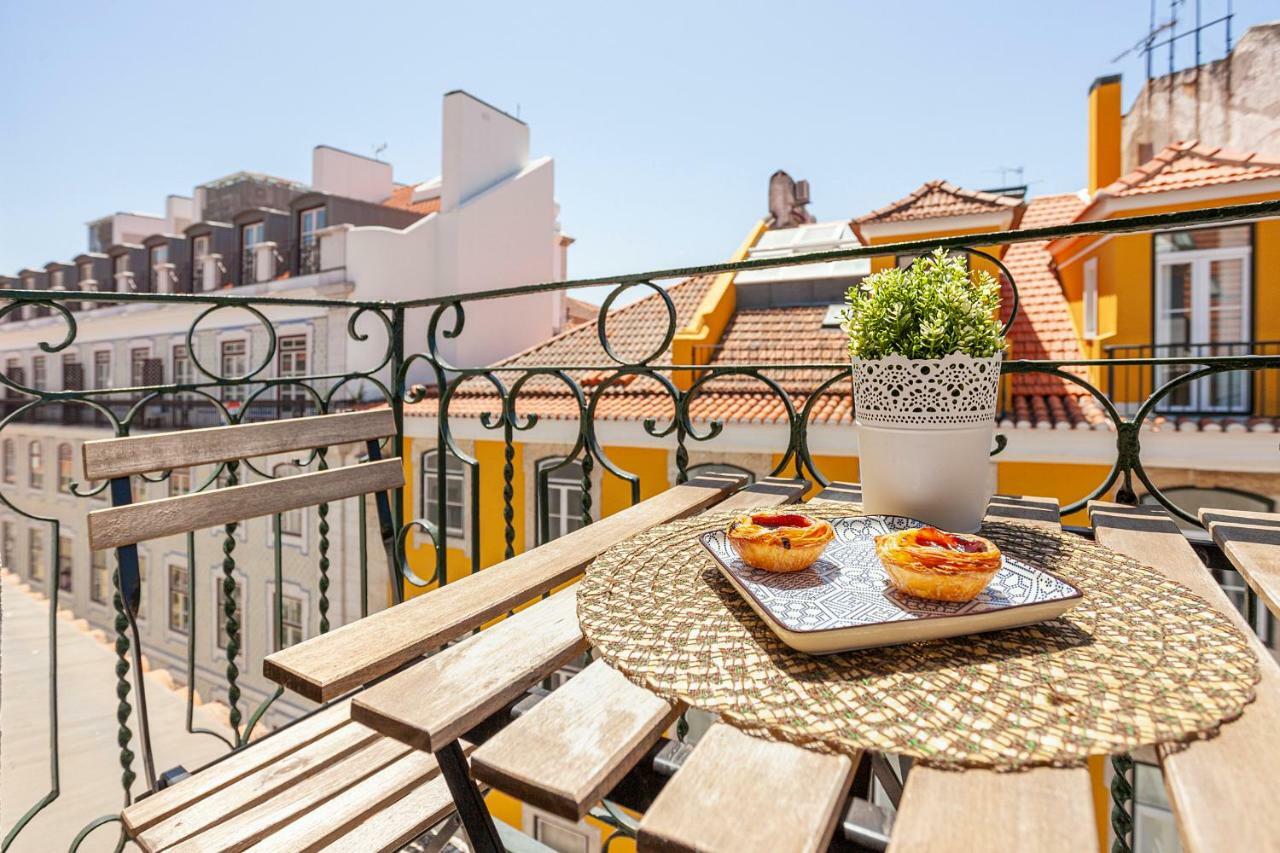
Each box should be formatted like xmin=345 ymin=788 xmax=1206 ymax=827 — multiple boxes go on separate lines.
xmin=843 ymin=249 xmax=1006 ymax=532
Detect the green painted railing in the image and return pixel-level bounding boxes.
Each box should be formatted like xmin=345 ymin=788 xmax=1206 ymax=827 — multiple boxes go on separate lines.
xmin=2 ymin=199 xmax=1278 ymax=851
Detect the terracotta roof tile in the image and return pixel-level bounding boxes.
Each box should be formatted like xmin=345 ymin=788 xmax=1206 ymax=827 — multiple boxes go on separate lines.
xmin=854 ymin=180 xmax=1023 ymax=225
xmin=382 ymin=183 xmax=442 ymax=215
xmin=1099 ymin=141 xmax=1280 ymax=198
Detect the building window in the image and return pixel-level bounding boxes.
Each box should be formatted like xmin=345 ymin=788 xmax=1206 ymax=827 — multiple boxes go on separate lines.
xmin=113 ymin=253 xmax=130 ymax=275
xmin=130 ymin=347 xmax=150 ymax=387
xmin=93 ymin=351 xmax=112 ymax=389
xmin=273 ymin=463 xmax=304 ymax=537
xmin=1 ymin=521 xmax=14 ymax=570
xmin=32 ymin=355 xmax=46 ymax=390
xmin=221 ymin=340 xmax=247 ymax=402
xmin=1154 ymin=225 xmax=1252 ymax=412
xmin=51 ymin=269 xmax=65 ymax=289
xmin=536 ymin=458 xmax=584 ymax=544
xmin=275 ymin=589 xmax=305 ymax=650
xmin=172 ymin=344 xmax=193 ymax=385
xmin=28 ymin=442 xmax=43 ymax=489
xmin=299 ymin=207 xmax=327 ymax=273
xmin=136 ymin=554 xmax=148 ymax=621
xmin=277 ymin=335 xmax=308 ymax=408
xmin=91 ymin=550 xmax=110 ymax=605
xmin=4 ymin=357 xmax=21 ymax=396
xmin=28 ymin=529 xmax=44 ymax=581
xmin=1082 ymin=258 xmax=1098 ymax=339
xmin=191 ymin=235 xmax=210 ymax=289
xmin=62 ymin=354 xmax=84 ymax=390
xmin=79 ymin=261 xmax=93 ymax=284
xmin=57 ymin=443 xmax=73 ymax=493
xmin=57 ymin=534 xmax=73 ymax=592
xmin=2 ymin=439 xmax=14 ymax=484
xmin=149 ymin=244 xmax=169 ymax=291
xmin=524 ymin=809 xmax=598 ymax=853
xmin=422 ymin=451 xmax=466 ymax=538
xmin=215 ymin=577 xmax=242 ymax=651
xmin=168 ymin=466 xmax=191 ymax=497
xmin=168 ymin=564 xmax=189 ymax=634
xmin=241 ymin=222 xmax=265 ymax=282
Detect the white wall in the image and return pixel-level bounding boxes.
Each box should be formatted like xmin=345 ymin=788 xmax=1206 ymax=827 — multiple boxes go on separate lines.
xmin=340 ymin=91 xmax=562 ymax=384
xmin=440 ymin=91 xmax=529 ymax=213
xmin=312 ymin=146 xmax=394 ymax=204
xmin=165 ymin=196 xmax=194 ymax=234
xmin=111 ymin=212 xmax=166 ymax=245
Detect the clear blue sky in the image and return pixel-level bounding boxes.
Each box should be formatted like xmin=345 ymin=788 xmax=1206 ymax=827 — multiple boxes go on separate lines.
xmin=2 ymin=1 xmax=1274 ymax=301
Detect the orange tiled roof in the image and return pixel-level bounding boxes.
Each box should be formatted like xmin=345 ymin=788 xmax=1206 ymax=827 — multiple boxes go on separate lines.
xmin=853 ymin=180 xmax=1023 ymax=225
xmin=1099 ymin=141 xmax=1280 ymax=198
xmin=382 ymin=183 xmax=442 ymax=215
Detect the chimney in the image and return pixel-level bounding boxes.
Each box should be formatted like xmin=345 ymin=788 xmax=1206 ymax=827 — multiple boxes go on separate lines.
xmin=767 ymin=170 xmax=816 ymax=228
xmin=1087 ymin=75 xmax=1123 ymax=196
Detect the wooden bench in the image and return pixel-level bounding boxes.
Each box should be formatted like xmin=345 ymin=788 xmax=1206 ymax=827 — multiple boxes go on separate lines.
xmin=84 ymin=410 xmax=452 ymax=852
xmin=1090 ymin=501 xmax=1280 ymax=852
xmin=1199 ymin=507 xmax=1280 ymax=623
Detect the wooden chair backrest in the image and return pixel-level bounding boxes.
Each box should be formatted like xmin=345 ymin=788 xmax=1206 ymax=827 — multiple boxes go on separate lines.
xmin=84 ymin=409 xmax=401 ymax=551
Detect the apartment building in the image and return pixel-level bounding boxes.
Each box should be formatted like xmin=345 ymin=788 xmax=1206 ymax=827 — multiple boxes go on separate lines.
xmin=0 ymin=90 xmax=575 ymax=727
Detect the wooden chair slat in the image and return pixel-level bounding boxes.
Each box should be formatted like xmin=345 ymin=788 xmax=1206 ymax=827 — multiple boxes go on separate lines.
xmin=352 ymin=586 xmax=588 ymax=751
xmin=136 ymin=720 xmax=380 ymax=850
xmin=1200 ymin=507 xmax=1280 ymax=621
xmin=121 ymin=698 xmax=353 ymax=834
xmin=819 ymin=490 xmax=1099 ymax=853
xmin=712 ymin=476 xmax=809 ymax=511
xmin=468 ymin=478 xmax=806 ymax=822
xmin=166 ymin=736 xmax=414 ymax=853
xmin=82 ymin=408 xmax=395 ymax=479
xmin=264 ymin=474 xmax=746 ymax=702
xmin=241 ymin=746 xmax=459 ymax=853
xmin=472 ymin=658 xmax=680 ymax=822
xmin=88 ymin=458 xmax=403 ymax=551
xmin=1091 ymin=501 xmax=1280 ymax=853
xmin=637 ymin=723 xmax=855 ymax=853
xmin=306 ymin=761 xmax=465 ymax=853
xmin=888 ymin=764 xmax=1097 ymax=853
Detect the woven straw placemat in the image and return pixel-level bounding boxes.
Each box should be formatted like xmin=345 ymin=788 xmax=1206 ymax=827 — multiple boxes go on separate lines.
xmin=577 ymin=504 xmax=1260 ymax=769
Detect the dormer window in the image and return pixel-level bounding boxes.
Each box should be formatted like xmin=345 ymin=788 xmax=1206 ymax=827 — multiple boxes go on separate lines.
xmin=149 ymin=245 xmax=169 ymax=292
xmin=79 ymin=262 xmax=93 ymax=283
xmin=51 ymin=270 xmax=65 ymax=289
xmin=298 ymin=207 xmax=326 ymax=274
xmin=113 ymin=254 xmax=130 ymax=276
xmin=241 ymin=221 xmax=265 ymax=283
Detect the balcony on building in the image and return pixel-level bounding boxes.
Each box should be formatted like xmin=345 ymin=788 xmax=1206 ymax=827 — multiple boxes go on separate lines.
xmin=72 ymin=252 xmax=110 ymax=309
xmin=182 ymin=221 xmax=235 ymax=291
xmin=140 ymin=233 xmax=189 ymax=295
xmin=104 ymin=243 xmax=146 ymax=295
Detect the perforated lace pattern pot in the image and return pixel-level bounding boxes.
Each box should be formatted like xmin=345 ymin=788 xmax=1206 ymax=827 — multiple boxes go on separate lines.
xmin=851 ymin=352 xmax=1002 ymax=429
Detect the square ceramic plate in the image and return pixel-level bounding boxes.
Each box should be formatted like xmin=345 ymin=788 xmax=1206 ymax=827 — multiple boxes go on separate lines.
xmin=698 ymin=515 xmax=1083 ymax=654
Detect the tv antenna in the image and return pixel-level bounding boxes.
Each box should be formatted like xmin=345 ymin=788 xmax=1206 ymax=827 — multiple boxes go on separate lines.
xmin=1111 ymin=0 xmax=1234 ymax=79
xmin=373 ymin=142 xmax=388 ymax=161
xmin=990 ymin=166 xmax=1025 ymax=186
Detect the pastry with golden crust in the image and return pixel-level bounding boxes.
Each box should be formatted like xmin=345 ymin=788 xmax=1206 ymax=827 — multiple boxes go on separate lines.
xmin=875 ymin=526 xmax=1002 ymax=602
xmin=727 ymin=512 xmax=835 ymax=573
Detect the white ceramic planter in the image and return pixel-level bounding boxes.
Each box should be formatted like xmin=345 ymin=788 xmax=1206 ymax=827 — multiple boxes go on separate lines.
xmin=851 ymin=352 xmax=1002 ymax=533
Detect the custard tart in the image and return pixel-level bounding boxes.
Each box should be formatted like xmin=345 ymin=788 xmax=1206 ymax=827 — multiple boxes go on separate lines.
xmin=875 ymin=526 xmax=1002 ymax=602
xmin=727 ymin=512 xmax=835 ymax=573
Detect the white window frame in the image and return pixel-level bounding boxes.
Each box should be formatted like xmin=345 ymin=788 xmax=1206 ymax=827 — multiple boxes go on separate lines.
xmin=1 ymin=438 xmax=15 ymax=485
xmin=28 ymin=440 xmax=44 ymax=490
xmin=90 ymin=548 xmax=112 ymax=608
xmin=521 ymin=805 xmax=601 ymax=853
xmin=166 ymin=561 xmax=191 ymax=638
xmin=421 ymin=450 xmax=469 ymax=545
xmin=1082 ymin=257 xmax=1099 ymax=339
xmin=1154 ymin=231 xmax=1252 ymax=412
xmin=56 ymin=442 xmax=74 ymax=494
xmin=536 ymin=458 xmax=586 ymax=545
xmin=275 ymin=327 xmax=312 ymax=407
xmin=128 ymin=341 xmax=153 ymax=387
xmin=265 ymin=460 xmax=308 ymax=553
xmin=266 ymin=579 xmax=310 ymax=652
xmin=92 ymin=347 xmax=113 ymax=390
xmin=216 ymin=333 xmax=250 ymax=404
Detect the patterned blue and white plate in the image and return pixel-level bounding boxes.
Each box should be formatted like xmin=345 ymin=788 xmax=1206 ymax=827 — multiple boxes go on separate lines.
xmin=698 ymin=515 xmax=1083 ymax=654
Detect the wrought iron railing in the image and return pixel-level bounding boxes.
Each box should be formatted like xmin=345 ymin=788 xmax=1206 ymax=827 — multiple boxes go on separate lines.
xmin=1 ymin=198 xmax=1279 ymax=851
xmin=1104 ymin=340 xmax=1280 ymax=417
